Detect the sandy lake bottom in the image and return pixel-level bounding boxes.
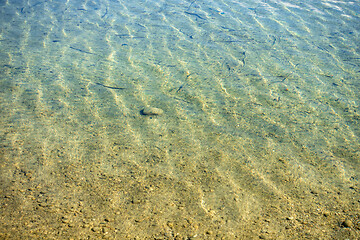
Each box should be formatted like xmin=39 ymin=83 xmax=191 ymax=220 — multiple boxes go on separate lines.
xmin=1 ymin=0 xmax=360 ymax=239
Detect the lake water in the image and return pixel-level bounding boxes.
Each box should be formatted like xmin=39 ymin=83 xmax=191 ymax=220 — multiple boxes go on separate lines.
xmin=1 ymin=0 xmax=360 ymax=239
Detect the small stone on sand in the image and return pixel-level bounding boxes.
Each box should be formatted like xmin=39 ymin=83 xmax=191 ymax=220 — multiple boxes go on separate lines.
xmin=342 ymin=219 xmax=353 ymax=228
xmin=142 ymin=107 xmax=163 ymax=115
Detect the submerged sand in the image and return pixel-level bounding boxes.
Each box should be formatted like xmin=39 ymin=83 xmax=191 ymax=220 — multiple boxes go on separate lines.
xmin=1 ymin=0 xmax=360 ymax=239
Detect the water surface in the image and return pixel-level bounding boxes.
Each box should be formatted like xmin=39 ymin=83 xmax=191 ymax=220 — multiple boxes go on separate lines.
xmin=1 ymin=0 xmax=360 ymax=239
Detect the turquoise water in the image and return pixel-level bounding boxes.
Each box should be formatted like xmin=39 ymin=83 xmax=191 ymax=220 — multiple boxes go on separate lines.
xmin=1 ymin=0 xmax=360 ymax=239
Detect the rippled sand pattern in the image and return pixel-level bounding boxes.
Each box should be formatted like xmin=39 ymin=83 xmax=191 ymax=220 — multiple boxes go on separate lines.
xmin=1 ymin=0 xmax=360 ymax=239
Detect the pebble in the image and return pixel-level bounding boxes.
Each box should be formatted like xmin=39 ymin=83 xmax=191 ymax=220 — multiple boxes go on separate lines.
xmin=342 ymin=219 xmax=353 ymax=228
xmin=92 ymin=226 xmax=101 ymax=232
xmin=142 ymin=107 xmax=163 ymax=115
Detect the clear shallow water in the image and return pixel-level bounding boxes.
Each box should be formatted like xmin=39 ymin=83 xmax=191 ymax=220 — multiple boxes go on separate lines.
xmin=1 ymin=0 xmax=360 ymax=238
